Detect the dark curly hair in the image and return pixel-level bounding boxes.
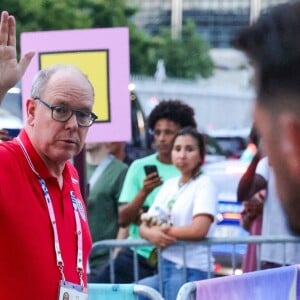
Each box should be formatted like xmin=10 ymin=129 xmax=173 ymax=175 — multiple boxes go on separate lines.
xmin=147 ymin=99 xmax=197 ymax=131
xmin=232 ymin=2 xmax=300 ymax=109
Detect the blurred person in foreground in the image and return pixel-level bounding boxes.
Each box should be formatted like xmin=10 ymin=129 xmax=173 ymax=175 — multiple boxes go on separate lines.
xmin=85 ymin=142 xmax=128 ymax=281
xmin=139 ymin=127 xmax=217 ymax=300
xmin=91 ymin=99 xmax=197 ymax=283
xmin=233 ymin=1 xmax=300 ymax=235
xmin=0 ymin=11 xmax=96 ymax=299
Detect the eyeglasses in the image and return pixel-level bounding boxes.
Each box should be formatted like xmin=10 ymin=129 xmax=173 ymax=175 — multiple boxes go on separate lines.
xmin=34 ymin=97 xmax=98 ymax=127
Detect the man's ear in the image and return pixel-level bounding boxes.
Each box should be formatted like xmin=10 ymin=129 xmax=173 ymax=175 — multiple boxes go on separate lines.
xmin=26 ymin=98 xmax=36 ymax=126
xmin=279 ymin=114 xmax=300 ymax=178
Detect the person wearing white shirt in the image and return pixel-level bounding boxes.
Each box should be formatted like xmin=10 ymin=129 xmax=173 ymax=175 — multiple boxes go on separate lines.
xmin=139 ymin=127 xmax=217 ymax=300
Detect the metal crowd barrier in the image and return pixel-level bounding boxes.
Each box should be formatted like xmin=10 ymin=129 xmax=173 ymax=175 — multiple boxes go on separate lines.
xmin=88 ymin=283 xmax=164 ymax=300
xmin=91 ymin=236 xmax=300 ymax=290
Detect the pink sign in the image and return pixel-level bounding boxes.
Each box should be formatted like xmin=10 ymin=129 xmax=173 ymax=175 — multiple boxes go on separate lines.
xmin=21 ymin=27 xmax=130 ymax=142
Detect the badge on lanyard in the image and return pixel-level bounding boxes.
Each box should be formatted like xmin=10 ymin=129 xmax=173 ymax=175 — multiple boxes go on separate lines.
xmin=58 ymin=280 xmax=88 ymax=300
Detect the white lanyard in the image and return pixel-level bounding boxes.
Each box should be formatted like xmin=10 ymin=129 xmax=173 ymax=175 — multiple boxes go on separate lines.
xmin=16 ymin=137 xmax=84 ymax=286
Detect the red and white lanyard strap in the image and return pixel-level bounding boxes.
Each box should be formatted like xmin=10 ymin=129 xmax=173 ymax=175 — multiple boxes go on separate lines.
xmin=39 ymin=178 xmax=65 ymax=279
xmin=16 ymin=137 xmax=84 ymax=287
xmin=39 ymin=178 xmax=84 ymax=287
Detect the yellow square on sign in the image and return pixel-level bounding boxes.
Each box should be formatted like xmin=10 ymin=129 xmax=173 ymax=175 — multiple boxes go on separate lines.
xmin=40 ymin=50 xmax=110 ymax=122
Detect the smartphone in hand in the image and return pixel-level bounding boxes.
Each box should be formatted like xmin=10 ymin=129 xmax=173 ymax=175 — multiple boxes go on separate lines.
xmin=144 ymin=165 xmax=159 ymax=176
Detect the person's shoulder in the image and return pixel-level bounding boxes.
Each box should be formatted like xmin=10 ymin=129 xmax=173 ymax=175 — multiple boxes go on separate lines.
xmin=0 ymin=138 xmax=18 ymax=150
xmin=129 ymin=153 xmax=157 ymax=167
xmin=196 ymin=173 xmax=215 ymax=186
xmin=111 ymin=156 xmax=128 ymax=170
xmin=134 ymin=153 xmax=157 ymax=163
xmin=0 ymin=139 xmax=21 ymax=160
xmin=107 ymin=157 xmax=129 ymax=175
xmin=194 ymin=174 xmax=217 ymax=200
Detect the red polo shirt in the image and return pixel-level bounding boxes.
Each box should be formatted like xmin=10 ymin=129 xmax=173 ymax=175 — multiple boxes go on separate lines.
xmin=0 ymin=130 xmax=92 ymax=299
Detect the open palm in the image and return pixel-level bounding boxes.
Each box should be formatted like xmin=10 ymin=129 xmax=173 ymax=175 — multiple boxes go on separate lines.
xmin=0 ymin=11 xmax=34 ymax=93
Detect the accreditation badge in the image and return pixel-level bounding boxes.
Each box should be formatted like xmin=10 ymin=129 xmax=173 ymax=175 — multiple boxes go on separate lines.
xmin=58 ymin=280 xmax=88 ymax=300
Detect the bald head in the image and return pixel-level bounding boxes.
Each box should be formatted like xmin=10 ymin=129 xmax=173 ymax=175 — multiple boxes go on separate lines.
xmin=31 ymin=64 xmax=94 ymax=100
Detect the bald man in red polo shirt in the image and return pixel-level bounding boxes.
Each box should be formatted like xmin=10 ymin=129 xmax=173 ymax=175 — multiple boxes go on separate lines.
xmin=0 ymin=11 xmax=96 ymax=299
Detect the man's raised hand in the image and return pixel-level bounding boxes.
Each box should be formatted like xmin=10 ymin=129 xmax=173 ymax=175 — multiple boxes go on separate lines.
xmin=0 ymin=11 xmax=34 ymax=96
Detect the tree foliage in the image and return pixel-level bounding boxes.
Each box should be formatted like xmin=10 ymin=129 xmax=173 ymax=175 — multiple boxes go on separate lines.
xmin=156 ymin=20 xmax=213 ymax=79
xmin=0 ymin=0 xmax=213 ymax=79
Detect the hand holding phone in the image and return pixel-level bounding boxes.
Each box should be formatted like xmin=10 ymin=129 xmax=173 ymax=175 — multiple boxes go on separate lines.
xmin=144 ymin=165 xmax=159 ymax=176
xmin=143 ymin=165 xmax=162 ymax=191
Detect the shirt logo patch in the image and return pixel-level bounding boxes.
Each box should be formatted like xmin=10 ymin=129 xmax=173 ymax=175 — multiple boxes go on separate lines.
xmin=76 ymin=199 xmax=87 ymax=222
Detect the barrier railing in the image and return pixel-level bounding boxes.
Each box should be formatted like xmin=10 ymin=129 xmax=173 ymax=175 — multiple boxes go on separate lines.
xmin=91 ymin=236 xmax=300 ymax=292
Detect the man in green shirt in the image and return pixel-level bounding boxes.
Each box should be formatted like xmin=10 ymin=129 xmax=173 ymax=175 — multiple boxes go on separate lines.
xmin=86 ymin=142 xmax=128 ymax=280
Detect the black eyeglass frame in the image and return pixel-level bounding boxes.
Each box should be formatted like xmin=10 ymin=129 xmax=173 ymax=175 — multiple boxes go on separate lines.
xmin=34 ymin=97 xmax=98 ymax=127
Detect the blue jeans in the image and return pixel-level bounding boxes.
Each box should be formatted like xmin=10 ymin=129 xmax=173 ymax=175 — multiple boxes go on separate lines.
xmin=138 ymin=257 xmax=212 ymax=300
